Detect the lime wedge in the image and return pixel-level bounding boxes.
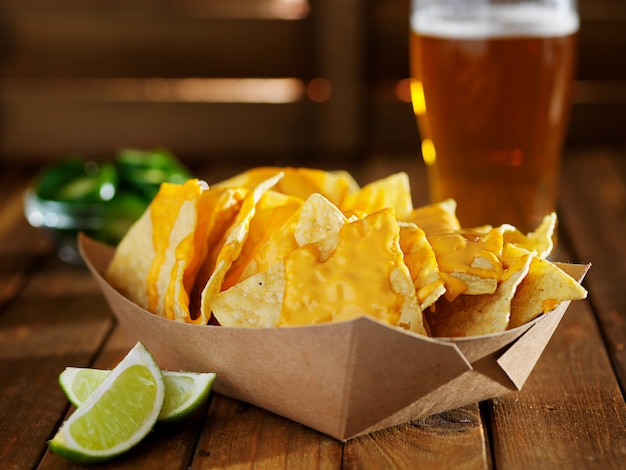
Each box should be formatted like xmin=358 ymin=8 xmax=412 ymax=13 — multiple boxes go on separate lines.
xmin=159 ymin=371 xmax=216 ymax=422
xmin=59 ymin=368 xmax=110 ymax=408
xmin=49 ymin=342 xmax=165 ymax=463
xmin=59 ymin=367 xmax=216 ymax=422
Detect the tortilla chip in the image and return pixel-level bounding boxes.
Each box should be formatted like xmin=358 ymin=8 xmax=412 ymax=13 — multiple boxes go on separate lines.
xmin=428 ymin=228 xmax=504 ymax=301
xmin=211 ymin=263 xmax=286 ymax=328
xmin=106 ymin=179 xmax=209 ymax=322
xmin=427 ymin=254 xmax=532 ymax=337
xmin=186 ymin=187 xmax=252 ymax=320
xmin=341 ymin=172 xmax=414 ymax=220
xmin=240 ymin=193 xmax=348 ymax=280
xmin=398 ymin=222 xmax=445 ymax=310
xmin=499 ymin=212 xmax=557 ymax=259
xmin=213 ymin=166 xmax=359 ymax=208
xmin=199 ymin=173 xmax=283 ymax=323
xmin=508 ymin=255 xmax=588 ymax=328
xmin=105 ymin=205 xmax=155 ymax=312
xmin=221 ymin=190 xmax=303 ymax=290
xmin=213 ymin=208 xmax=428 ymax=334
xmin=402 ymin=199 xmax=461 ymax=235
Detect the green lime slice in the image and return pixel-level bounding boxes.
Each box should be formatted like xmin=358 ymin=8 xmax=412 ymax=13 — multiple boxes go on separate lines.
xmin=49 ymin=342 xmax=165 ymax=464
xmin=58 ymin=368 xmax=110 ymax=407
xmin=59 ymin=367 xmax=215 ymax=423
xmin=159 ymin=371 xmax=216 ymax=422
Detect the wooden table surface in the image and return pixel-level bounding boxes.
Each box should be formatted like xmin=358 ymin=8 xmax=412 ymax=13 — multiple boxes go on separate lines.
xmin=1 ymin=147 xmax=626 ymax=469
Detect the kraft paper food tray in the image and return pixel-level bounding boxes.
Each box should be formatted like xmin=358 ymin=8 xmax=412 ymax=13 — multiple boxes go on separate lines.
xmin=79 ymin=234 xmax=590 ymax=441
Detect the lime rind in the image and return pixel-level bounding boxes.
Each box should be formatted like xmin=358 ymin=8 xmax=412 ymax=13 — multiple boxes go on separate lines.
xmin=49 ymin=342 xmax=165 ymax=464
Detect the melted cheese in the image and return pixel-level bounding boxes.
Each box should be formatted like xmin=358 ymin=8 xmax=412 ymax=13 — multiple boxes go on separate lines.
xmin=428 ymin=228 xmax=503 ymax=300
xmin=280 ymin=209 xmax=411 ymax=327
xmin=147 ymin=179 xmax=203 ymax=313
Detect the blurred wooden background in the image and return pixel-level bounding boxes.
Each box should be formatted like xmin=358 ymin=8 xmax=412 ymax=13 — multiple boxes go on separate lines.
xmin=0 ymin=0 xmax=624 ymax=169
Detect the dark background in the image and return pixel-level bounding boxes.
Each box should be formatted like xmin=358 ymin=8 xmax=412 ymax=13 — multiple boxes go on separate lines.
xmin=0 ymin=0 xmax=623 ymax=170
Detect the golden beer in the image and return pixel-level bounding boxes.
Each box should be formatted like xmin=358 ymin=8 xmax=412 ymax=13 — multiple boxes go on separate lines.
xmin=410 ymin=5 xmax=578 ymax=232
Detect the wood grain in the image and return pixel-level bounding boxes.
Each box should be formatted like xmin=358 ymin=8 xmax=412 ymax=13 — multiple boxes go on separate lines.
xmin=0 ymin=167 xmax=54 ymax=307
xmin=560 ymin=148 xmax=626 ymax=389
xmin=344 ymin=406 xmax=489 ymax=469
xmin=0 ymin=258 xmax=113 ymax=468
xmin=194 ymin=395 xmax=341 ymax=469
xmin=488 ymin=300 xmax=626 ymax=468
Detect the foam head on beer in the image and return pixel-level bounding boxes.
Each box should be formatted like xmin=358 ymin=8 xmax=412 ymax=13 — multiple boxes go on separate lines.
xmin=411 ymin=3 xmax=579 ymax=39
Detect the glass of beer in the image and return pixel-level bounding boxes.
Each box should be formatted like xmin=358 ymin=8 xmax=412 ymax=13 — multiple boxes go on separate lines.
xmin=410 ymin=0 xmax=579 ymax=233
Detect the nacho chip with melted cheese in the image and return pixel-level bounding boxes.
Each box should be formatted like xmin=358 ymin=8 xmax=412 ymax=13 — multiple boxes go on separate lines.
xmin=402 ymin=199 xmax=461 ymax=235
xmin=213 ymin=208 xmax=428 ymax=335
xmin=426 ymin=253 xmax=532 ymax=337
xmin=105 ymin=165 xmax=587 ymax=338
xmin=106 ymin=179 xmax=213 ymax=322
xmin=281 ymin=208 xmax=426 ymax=334
xmin=427 ymin=228 xmax=504 ymax=301
xmin=221 ymin=190 xmax=303 ymax=290
xmin=508 ymin=250 xmax=588 ymax=328
xmin=398 ymin=222 xmax=445 ymax=310
xmin=213 ymin=166 xmax=359 ymax=209
xmin=341 ymin=172 xmax=414 ymax=220
xmin=498 ymin=212 xmax=557 ymax=259
xmin=401 ymin=199 xmax=506 ymax=303
xmin=239 ymin=193 xmax=349 ymax=282
xmin=211 ymin=262 xmax=286 ymax=328
xmin=199 ymin=172 xmax=284 ymax=323
xmin=185 ymin=186 xmax=253 ymax=320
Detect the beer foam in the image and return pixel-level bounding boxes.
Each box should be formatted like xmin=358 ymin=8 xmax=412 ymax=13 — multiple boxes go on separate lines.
xmin=411 ymin=4 xmax=579 ymax=39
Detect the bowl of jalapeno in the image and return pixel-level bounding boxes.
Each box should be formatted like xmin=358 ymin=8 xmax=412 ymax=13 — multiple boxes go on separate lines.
xmin=24 ymin=148 xmax=191 ymax=264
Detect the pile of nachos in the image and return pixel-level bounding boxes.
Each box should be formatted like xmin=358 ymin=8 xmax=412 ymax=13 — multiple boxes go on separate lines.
xmin=105 ymin=167 xmax=587 ymax=338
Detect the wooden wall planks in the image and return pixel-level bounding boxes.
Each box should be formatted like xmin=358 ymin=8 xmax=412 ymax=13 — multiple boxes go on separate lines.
xmin=0 ymin=0 xmax=624 ymax=165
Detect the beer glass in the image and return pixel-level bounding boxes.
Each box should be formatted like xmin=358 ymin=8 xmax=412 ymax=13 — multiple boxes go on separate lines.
xmin=410 ymin=0 xmax=578 ymax=233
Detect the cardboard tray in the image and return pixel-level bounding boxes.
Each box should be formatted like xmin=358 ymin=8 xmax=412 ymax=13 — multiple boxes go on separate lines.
xmin=79 ymin=233 xmax=590 ymax=441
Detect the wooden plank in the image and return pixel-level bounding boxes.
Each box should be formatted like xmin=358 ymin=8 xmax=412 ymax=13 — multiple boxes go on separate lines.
xmin=0 ymin=175 xmax=111 ymax=469
xmin=369 ymin=0 xmax=411 ymax=80
xmin=559 ymin=147 xmax=626 ymax=389
xmin=487 ymin=299 xmax=626 ymax=467
xmin=314 ymin=0 xmax=365 ymax=157
xmin=344 ymin=406 xmax=489 ymax=469
xmin=486 ymin=145 xmax=626 ymax=468
xmin=1 ymin=14 xmax=313 ymax=79
xmin=0 ymin=256 xmax=114 ymax=468
xmin=194 ymin=395 xmax=342 ymax=468
xmin=0 ymin=168 xmax=55 ymax=308
xmin=0 ymin=101 xmax=317 ymax=162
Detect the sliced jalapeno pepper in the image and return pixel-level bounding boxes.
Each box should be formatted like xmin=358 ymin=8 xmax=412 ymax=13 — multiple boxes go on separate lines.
xmin=35 ymin=157 xmax=85 ymax=200
xmin=35 ymin=160 xmax=119 ymax=204
xmin=27 ymin=148 xmax=192 ymax=250
xmin=115 ymin=148 xmax=191 ymax=201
